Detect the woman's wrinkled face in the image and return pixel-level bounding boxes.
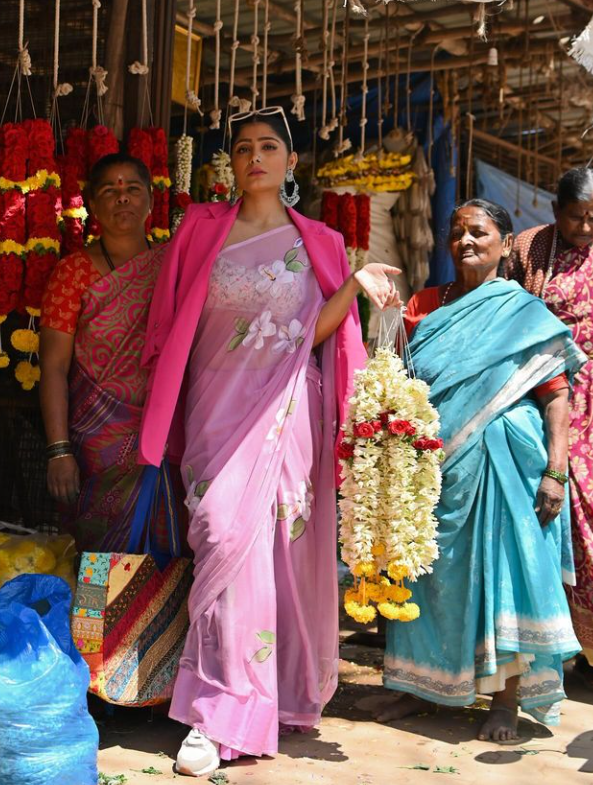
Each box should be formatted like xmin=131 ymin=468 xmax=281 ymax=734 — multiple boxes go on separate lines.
xmin=449 ymin=207 xmax=512 ymax=275
xmin=231 ymin=122 xmax=297 ymax=195
xmin=554 ymin=199 xmax=593 ymax=248
xmin=89 ymin=163 xmax=153 ymax=236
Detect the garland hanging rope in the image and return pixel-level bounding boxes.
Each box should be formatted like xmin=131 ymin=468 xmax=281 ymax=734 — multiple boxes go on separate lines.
xmin=319 ymin=0 xmax=330 ymax=138
xmin=335 ymin=2 xmax=351 ymax=156
xmin=356 ymin=15 xmax=370 ymax=158
xmin=292 ymin=0 xmax=306 ymax=120
xmin=210 ymin=0 xmax=223 ymax=129
xmin=319 ymin=0 xmax=338 ymax=140
xmin=228 ymin=0 xmax=250 ymax=114
xmin=184 ymin=0 xmax=202 ymax=119
xmin=1 ymin=0 xmax=36 ymax=124
xmin=128 ymin=0 xmax=149 ymax=76
xmin=82 ymin=0 xmax=108 ymax=127
xmin=262 ymin=0 xmax=271 ymax=108
xmin=376 ymin=24 xmax=384 ymax=149
xmin=51 ymin=0 xmax=73 ymax=104
xmin=251 ymin=0 xmax=261 ymax=112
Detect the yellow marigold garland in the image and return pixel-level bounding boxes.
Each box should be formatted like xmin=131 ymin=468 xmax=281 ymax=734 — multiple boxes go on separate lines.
xmin=317 ymin=151 xmax=414 ymax=192
xmin=11 ymin=329 xmax=39 ymax=354
xmin=15 ymin=360 xmax=40 ymax=391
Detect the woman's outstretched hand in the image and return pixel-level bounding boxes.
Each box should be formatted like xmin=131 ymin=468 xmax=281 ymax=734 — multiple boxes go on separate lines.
xmin=354 ymin=264 xmax=402 ymax=310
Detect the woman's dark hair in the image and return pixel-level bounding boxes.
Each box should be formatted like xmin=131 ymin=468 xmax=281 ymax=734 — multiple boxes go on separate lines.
xmin=450 ymin=198 xmax=514 ymax=239
xmin=230 ymin=112 xmax=293 ymax=153
xmin=88 ymin=153 xmax=152 ymax=198
xmin=556 ymin=167 xmax=593 ymax=209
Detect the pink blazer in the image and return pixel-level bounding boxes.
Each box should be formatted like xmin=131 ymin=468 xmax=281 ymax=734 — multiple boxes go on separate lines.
xmin=138 ymin=200 xmax=367 ymax=475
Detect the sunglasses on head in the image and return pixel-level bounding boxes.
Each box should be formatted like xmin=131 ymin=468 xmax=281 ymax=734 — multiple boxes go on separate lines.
xmin=228 ymin=106 xmax=293 ymax=152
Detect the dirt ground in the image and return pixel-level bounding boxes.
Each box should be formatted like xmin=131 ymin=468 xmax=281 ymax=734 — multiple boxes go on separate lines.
xmin=97 ymin=621 xmax=593 ymax=785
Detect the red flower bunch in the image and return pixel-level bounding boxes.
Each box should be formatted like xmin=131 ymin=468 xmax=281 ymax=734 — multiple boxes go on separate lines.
xmin=412 ymin=437 xmax=444 ymax=451
xmin=355 ymin=193 xmax=370 ymax=251
xmin=0 ymin=122 xmax=28 ymax=313
xmin=60 ymin=128 xmax=88 ymax=253
xmin=128 ymin=128 xmax=154 ymax=236
xmin=88 ymin=125 xmax=119 ymax=169
xmin=353 ymin=421 xmax=376 ymax=439
xmin=148 ymin=127 xmax=170 ymax=240
xmin=337 ymin=440 xmax=355 ymax=460
xmin=321 ymin=191 xmax=339 ymax=230
xmin=26 ymin=119 xmax=56 ymax=174
xmin=338 ymin=192 xmax=357 ymax=250
xmin=387 ymin=419 xmax=417 ymax=437
xmin=213 ymin=183 xmax=228 ymax=196
xmin=173 ymin=192 xmax=192 ymax=211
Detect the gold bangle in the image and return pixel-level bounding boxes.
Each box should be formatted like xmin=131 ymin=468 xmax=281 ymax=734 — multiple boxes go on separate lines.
xmin=48 ymin=453 xmax=74 ymax=462
xmin=47 ymin=440 xmax=71 ymax=448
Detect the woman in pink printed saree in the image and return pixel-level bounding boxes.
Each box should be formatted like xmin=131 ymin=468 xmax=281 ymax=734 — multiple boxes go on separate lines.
xmin=139 ymin=108 xmax=401 ymax=776
xmin=40 ymin=153 xmax=180 ymax=554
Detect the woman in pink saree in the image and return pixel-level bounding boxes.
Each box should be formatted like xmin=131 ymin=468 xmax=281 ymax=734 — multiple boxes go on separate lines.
xmin=139 ymin=108 xmax=401 ymax=776
xmin=506 ymin=167 xmax=593 ymax=686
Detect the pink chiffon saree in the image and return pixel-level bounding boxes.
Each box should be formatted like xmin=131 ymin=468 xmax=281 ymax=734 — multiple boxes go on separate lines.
xmin=169 ymin=225 xmax=341 ymax=759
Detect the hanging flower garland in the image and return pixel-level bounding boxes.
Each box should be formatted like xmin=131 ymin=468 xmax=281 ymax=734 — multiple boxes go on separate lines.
xmin=148 ymin=127 xmax=171 ymax=243
xmin=127 ymin=127 xmax=153 ymax=237
xmin=339 ymin=346 xmax=442 ymax=624
xmin=355 ymin=193 xmax=370 ymax=270
xmin=172 ymin=134 xmax=193 ymax=233
xmin=24 ymin=119 xmax=61 ymax=311
xmin=321 ymin=190 xmax=339 ymax=231
xmin=317 ymin=151 xmax=413 ymax=192
xmin=338 ymin=192 xmax=358 ymax=271
xmin=60 ymin=128 xmax=88 ymax=254
xmin=209 ymin=150 xmax=234 ymax=202
xmin=0 ymin=122 xmax=28 ymax=319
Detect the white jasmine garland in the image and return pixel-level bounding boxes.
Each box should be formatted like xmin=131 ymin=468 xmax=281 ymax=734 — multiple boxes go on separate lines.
xmin=172 ymin=134 xmax=194 ymax=233
xmin=339 ymin=347 xmax=442 ymax=623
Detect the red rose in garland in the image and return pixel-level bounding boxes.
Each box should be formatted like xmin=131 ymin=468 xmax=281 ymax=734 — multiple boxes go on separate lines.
xmin=24 ymin=119 xmax=61 ymax=310
xmin=338 ymin=192 xmax=358 ymax=271
xmin=60 ymin=128 xmax=89 ymax=253
xmin=147 ymin=127 xmax=171 ymax=243
xmin=88 ymin=125 xmax=119 ymax=169
xmin=321 ymin=191 xmax=339 ymax=230
xmin=0 ymin=122 xmax=28 ymax=314
xmin=355 ymin=193 xmax=370 ymax=269
xmin=127 ymin=128 xmax=154 ymax=236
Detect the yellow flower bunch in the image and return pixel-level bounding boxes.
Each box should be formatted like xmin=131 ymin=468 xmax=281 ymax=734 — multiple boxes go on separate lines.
xmin=0 ymin=237 xmax=60 ymax=258
xmin=11 ymin=329 xmax=39 ymax=354
xmin=152 ymin=175 xmax=172 ymax=191
xmin=61 ymin=206 xmax=88 ymax=221
xmin=151 ymin=227 xmax=170 ymax=242
xmin=317 ymin=151 xmax=414 ymax=193
xmin=0 ymin=169 xmax=61 ymax=194
xmin=26 ymin=307 xmax=40 ymax=318
xmin=15 ymin=360 xmax=41 ymax=390
xmin=0 ymin=352 xmax=9 ymax=369
xmin=344 ymin=572 xmax=418 ymax=624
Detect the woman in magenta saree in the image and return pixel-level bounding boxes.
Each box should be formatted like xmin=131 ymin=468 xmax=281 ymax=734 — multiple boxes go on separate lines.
xmin=40 ymin=153 xmax=179 ymax=553
xmin=139 ymin=108 xmax=400 ymax=775
xmin=507 ymin=167 xmax=593 ymax=681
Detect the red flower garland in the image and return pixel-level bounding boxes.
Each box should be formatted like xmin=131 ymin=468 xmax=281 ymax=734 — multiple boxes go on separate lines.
xmin=60 ymin=128 xmax=88 ymax=254
xmin=0 ymin=122 xmax=28 ymax=314
xmin=355 ymin=193 xmax=370 ymax=269
xmin=148 ymin=126 xmax=170 ymax=242
xmin=24 ymin=119 xmax=61 ymax=309
xmin=321 ymin=190 xmax=339 ymax=230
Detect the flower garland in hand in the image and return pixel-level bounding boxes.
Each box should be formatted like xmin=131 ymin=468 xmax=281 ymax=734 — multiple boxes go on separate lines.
xmin=339 ymin=346 xmax=442 ymax=624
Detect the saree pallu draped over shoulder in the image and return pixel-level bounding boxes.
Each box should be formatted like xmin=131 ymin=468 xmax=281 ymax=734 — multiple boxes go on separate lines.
xmin=65 ymin=245 xmax=180 ymax=553
xmin=384 ymin=279 xmax=586 ymax=725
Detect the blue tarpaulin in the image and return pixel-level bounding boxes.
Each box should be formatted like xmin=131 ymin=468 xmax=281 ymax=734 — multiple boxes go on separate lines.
xmin=475 ymin=158 xmax=555 ymax=234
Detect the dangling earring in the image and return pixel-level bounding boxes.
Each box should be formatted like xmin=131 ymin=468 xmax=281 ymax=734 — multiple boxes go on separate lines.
xmin=280 ymin=168 xmax=300 ymax=207
xmin=229 ymin=184 xmax=238 ymax=205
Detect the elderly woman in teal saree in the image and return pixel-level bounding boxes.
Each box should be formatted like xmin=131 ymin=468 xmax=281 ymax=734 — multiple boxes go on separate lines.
xmin=379 ymin=200 xmax=585 ymax=742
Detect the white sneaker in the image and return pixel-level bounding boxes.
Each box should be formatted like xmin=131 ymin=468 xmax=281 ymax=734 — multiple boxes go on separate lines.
xmin=175 ymin=728 xmax=221 ymax=777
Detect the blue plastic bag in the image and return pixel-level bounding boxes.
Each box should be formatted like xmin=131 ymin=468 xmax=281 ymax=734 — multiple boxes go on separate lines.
xmin=0 ymin=574 xmax=99 ymax=785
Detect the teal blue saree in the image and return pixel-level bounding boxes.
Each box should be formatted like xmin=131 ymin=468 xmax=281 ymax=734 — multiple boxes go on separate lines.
xmin=384 ymin=279 xmax=586 ymax=725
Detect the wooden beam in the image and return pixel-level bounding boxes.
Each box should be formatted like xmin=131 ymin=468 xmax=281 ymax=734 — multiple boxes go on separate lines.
xmin=151 ymin=0 xmax=176 ymax=137
xmin=471 ymin=128 xmax=559 ymax=168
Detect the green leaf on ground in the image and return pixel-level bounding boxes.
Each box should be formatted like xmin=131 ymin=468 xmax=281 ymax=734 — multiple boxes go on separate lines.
xmin=397 ymin=764 xmax=430 ymax=770
xmin=434 ymin=765 xmax=459 ymax=774
xmin=208 ymin=772 xmax=230 ymax=785
xmin=130 ymin=767 xmax=163 ymax=775
xmin=98 ymin=775 xmax=128 ymax=785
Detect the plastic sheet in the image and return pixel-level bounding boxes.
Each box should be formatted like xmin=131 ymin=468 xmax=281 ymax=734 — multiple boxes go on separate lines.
xmin=0 ymin=574 xmax=98 ymax=785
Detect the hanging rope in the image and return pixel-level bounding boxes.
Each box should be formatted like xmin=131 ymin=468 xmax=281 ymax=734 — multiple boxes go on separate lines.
xmin=335 ymin=1 xmax=351 ymax=155
xmin=18 ymin=0 xmax=32 ymax=76
xmin=320 ymin=0 xmax=338 ymax=139
xmin=377 ymin=24 xmax=384 ymax=149
xmin=319 ymin=0 xmax=330 ymax=136
xmin=184 ymin=0 xmax=202 ymax=128
xmin=90 ymin=0 xmax=108 ymax=98
xmin=557 ymin=54 xmax=564 ymax=181
xmin=383 ymin=1 xmax=391 ymax=118
xmin=357 ymin=16 xmax=370 ymax=156
xmin=52 ymin=0 xmax=72 ymax=98
xmin=465 ymin=32 xmax=475 ymax=198
xmin=406 ymin=26 xmax=423 ymax=132
xmin=262 ymin=0 xmax=271 ymax=107
xmin=251 ymin=0 xmax=261 ymax=111
xmin=393 ymin=3 xmax=400 ymax=128
xmin=292 ymin=0 xmax=306 ymax=120
xmin=228 ymin=0 xmax=250 ymax=114
xmin=210 ymin=0 xmax=223 ymax=129
xmin=427 ymin=45 xmax=439 ymax=168
xmin=515 ymin=62 xmax=524 ymax=217
xmin=128 ymin=0 xmax=149 ymax=74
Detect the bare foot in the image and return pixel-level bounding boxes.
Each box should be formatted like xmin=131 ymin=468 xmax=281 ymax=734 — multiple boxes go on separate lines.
xmin=375 ymin=694 xmax=436 ymax=722
xmin=478 ymin=705 xmax=519 ymax=743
